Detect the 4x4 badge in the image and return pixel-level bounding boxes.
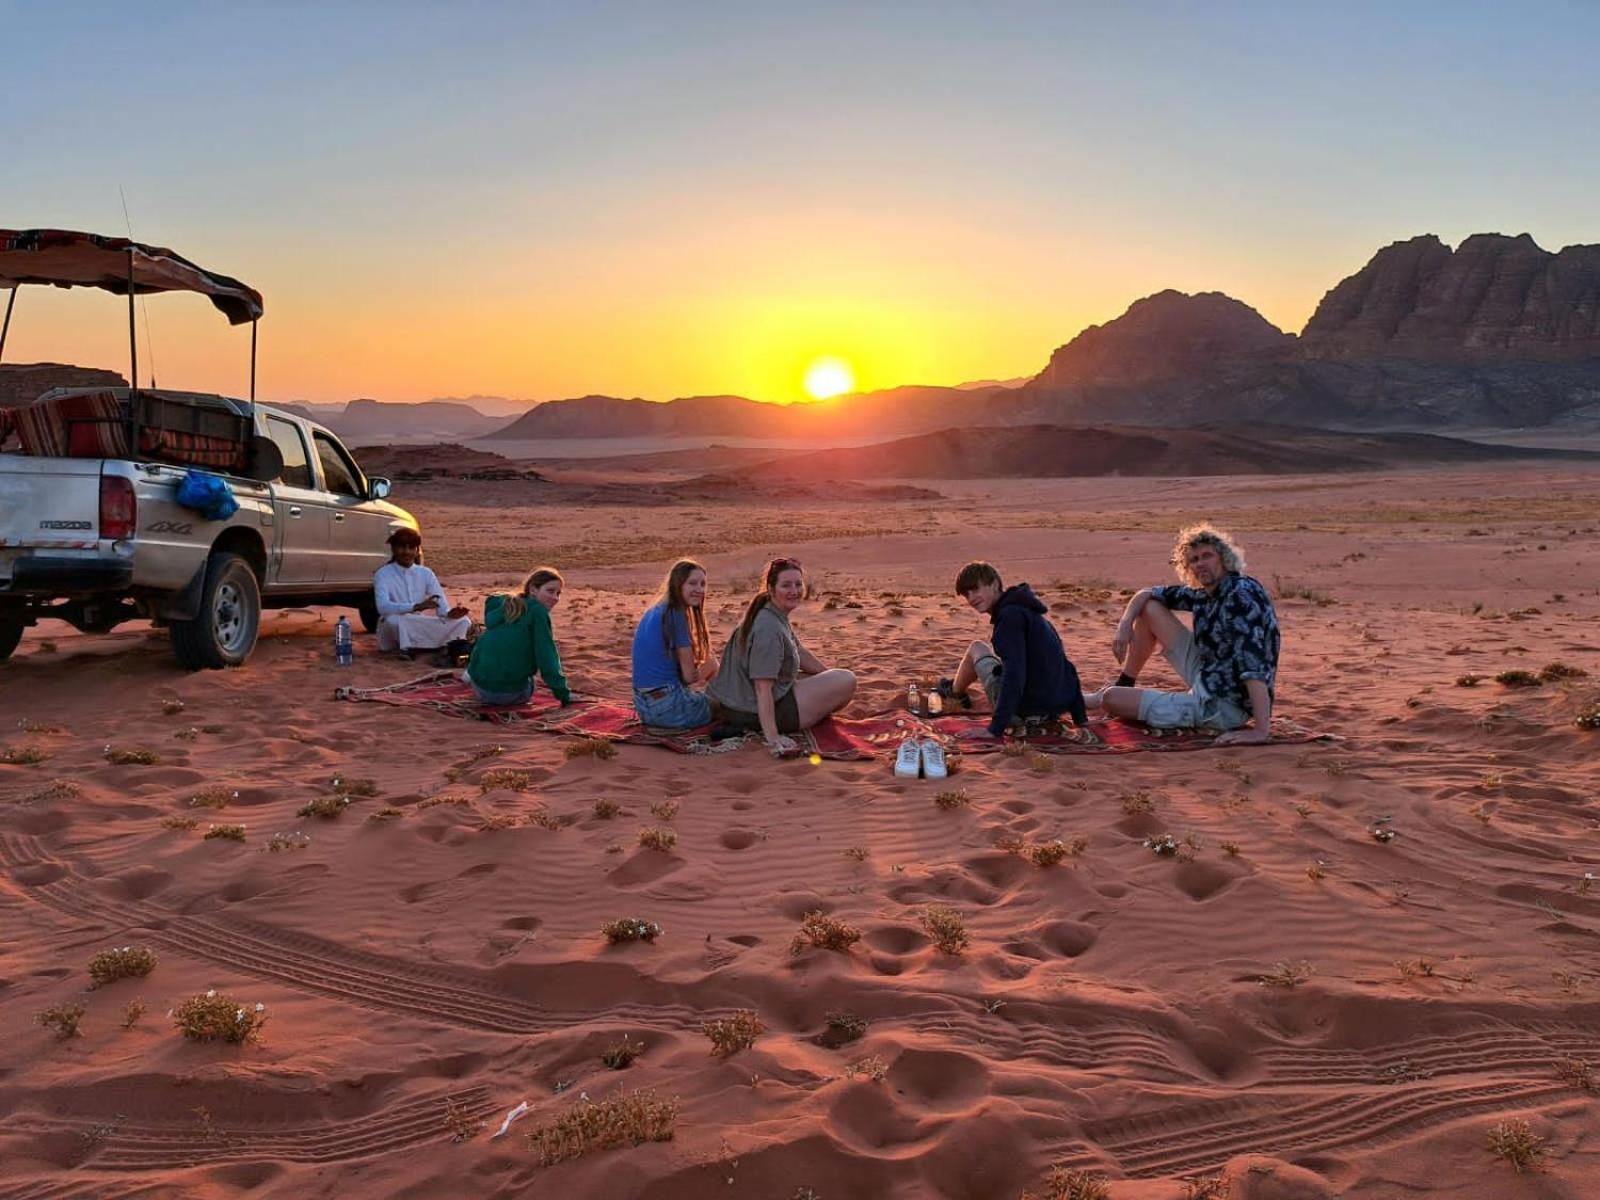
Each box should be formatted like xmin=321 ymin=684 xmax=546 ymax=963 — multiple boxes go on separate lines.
xmin=144 ymin=520 xmax=194 ymax=535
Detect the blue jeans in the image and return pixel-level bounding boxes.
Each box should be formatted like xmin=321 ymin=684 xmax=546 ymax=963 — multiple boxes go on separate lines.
xmin=470 ymin=677 xmax=534 ymax=707
xmin=633 ymin=683 xmax=712 ymax=729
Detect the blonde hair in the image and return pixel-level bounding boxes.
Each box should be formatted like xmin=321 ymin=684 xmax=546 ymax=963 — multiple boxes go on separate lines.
xmin=502 ymin=566 xmax=564 ymax=624
xmin=1170 ymin=524 xmax=1246 ymax=588
xmin=652 ymin=559 xmax=711 ymax=665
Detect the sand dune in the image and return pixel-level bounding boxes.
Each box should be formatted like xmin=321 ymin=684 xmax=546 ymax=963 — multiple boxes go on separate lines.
xmin=2 ymin=464 xmax=1598 ymax=1198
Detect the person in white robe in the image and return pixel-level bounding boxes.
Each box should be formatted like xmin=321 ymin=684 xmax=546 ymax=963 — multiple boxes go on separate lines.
xmin=373 ymin=529 xmax=473 ymax=653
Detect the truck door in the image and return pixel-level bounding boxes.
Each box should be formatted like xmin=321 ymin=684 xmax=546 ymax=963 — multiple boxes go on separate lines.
xmin=311 ymin=431 xmax=388 ymax=588
xmin=263 ymin=416 xmax=329 ymax=584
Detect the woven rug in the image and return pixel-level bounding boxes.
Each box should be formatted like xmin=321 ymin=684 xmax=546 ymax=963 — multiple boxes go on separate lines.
xmin=334 ymin=672 xmax=1329 ymax=759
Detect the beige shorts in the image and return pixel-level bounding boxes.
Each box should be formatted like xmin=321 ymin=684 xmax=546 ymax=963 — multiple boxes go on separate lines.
xmin=1136 ymin=622 xmax=1249 ymax=731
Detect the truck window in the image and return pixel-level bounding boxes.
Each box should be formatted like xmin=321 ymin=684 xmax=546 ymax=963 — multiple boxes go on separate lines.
xmin=314 ymin=432 xmax=363 ymax=498
xmin=266 ymin=417 xmax=313 ymax=488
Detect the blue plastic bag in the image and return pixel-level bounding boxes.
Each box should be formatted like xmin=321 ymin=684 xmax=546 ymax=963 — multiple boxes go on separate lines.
xmin=176 ymin=470 xmax=240 ymax=522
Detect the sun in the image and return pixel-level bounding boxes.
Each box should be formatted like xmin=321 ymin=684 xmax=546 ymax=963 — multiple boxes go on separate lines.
xmin=802 ymin=357 xmax=855 ymax=400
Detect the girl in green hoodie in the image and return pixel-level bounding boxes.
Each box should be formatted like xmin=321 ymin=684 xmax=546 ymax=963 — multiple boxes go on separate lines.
xmin=465 ymin=567 xmax=572 ymax=706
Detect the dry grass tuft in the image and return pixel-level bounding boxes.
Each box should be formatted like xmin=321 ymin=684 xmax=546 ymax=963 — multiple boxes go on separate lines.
xmin=36 ymin=1002 xmax=86 ymax=1039
xmin=298 ymin=795 xmax=349 ymax=818
xmin=161 ymin=698 xmax=186 ymax=715
xmin=1556 ymin=1057 xmax=1595 ymax=1092
xmin=934 ymin=789 xmax=970 ymax=811
xmin=1000 ymin=741 xmax=1028 ymax=758
xmin=601 ymin=1038 xmax=645 ymax=1069
xmin=1120 ymin=789 xmax=1155 ymax=815
xmin=1 ymin=744 xmax=50 ymax=765
xmin=637 ymin=827 xmax=677 ymax=852
xmin=416 ymin=794 xmax=470 ymax=810
xmin=367 ymin=806 xmax=404 ymax=822
xmin=1486 ymin=1119 xmax=1546 ymax=1173
xmin=1455 ymin=673 xmax=1484 ymax=687
xmin=88 ymin=946 xmax=157 ymax=987
xmin=1025 ymin=752 xmax=1054 ymax=774
xmin=649 ymin=798 xmax=680 ymax=820
xmin=1020 ymin=1165 xmax=1111 ymax=1200
xmin=1576 ymin=701 xmax=1600 ymax=731
xmin=188 ymin=786 xmax=235 ymax=809
xmin=921 ymin=905 xmax=969 ymax=955
xmin=1220 ymin=840 xmax=1242 ymax=856
xmin=173 ymin=991 xmax=267 ymax=1043
xmin=23 ymin=778 xmax=80 ymax=804
xmin=702 ymin=1010 xmax=763 ymax=1056
xmin=1258 ymin=960 xmax=1313 ymax=988
xmin=602 ymin=918 xmax=663 ymax=944
xmin=203 ymin=823 xmax=246 ymax=842
xmin=525 ymin=1089 xmax=677 ymax=1166
xmin=161 ymin=814 xmax=199 ymax=831
xmin=266 ymin=831 xmax=312 ymax=851
xmin=843 ymin=845 xmax=869 ymax=862
xmin=593 ymin=797 xmax=621 ymax=819
xmin=479 ymin=768 xmax=533 ymax=793
xmin=122 ymin=999 xmax=147 ymax=1028
xmin=444 ymin=1095 xmax=484 ymax=1143
xmin=105 ymin=745 xmax=160 ymax=765
xmin=330 ymin=775 xmax=378 ymax=797
xmin=564 ymin=737 xmax=618 ymax=761
xmin=791 ymin=911 xmax=863 ymax=954
xmin=1494 ymin=669 xmax=1542 ymax=688
xmin=845 ymin=1054 xmax=888 ymax=1081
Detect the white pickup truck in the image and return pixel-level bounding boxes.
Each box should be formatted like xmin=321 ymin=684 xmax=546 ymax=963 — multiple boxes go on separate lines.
xmin=0 ymin=387 xmax=416 ymax=668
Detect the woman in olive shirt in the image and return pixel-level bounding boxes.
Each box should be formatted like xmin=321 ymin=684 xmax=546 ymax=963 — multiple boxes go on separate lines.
xmin=706 ymin=557 xmax=856 ymax=754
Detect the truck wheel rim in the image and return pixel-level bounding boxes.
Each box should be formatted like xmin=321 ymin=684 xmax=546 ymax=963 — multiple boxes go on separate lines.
xmin=215 ymin=582 xmax=247 ymax=651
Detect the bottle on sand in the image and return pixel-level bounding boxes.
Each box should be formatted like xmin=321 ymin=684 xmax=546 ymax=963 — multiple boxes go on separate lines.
xmin=334 ymin=615 xmax=353 ymax=666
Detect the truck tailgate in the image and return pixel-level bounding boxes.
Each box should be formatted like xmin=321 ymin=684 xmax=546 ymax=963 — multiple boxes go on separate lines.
xmin=0 ymin=456 xmax=103 ymax=550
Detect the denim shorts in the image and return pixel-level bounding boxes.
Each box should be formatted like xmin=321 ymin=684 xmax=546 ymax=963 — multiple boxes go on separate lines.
xmin=469 ymin=677 xmax=534 ymax=707
xmin=633 ymin=683 xmax=713 ymax=729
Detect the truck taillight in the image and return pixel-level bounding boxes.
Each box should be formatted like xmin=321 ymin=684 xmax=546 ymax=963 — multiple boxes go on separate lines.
xmin=100 ymin=476 xmax=137 ymax=541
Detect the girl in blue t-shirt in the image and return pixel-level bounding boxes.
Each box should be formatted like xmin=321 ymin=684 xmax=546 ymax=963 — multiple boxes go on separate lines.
xmin=630 ymin=559 xmax=719 ymax=728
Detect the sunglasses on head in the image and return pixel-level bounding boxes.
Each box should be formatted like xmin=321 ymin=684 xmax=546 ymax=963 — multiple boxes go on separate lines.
xmin=771 ymin=557 xmax=802 ymax=572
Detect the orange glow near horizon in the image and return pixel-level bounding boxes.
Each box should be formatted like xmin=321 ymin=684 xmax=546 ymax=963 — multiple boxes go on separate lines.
xmin=802 ymin=357 xmax=855 ymax=399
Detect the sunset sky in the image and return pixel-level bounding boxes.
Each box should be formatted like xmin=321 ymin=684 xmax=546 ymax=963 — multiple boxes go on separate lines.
xmin=6 ymin=2 xmax=1599 ymax=406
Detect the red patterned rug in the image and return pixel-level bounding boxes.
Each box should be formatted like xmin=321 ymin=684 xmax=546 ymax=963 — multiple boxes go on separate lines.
xmin=335 ymin=672 xmax=1330 ymax=759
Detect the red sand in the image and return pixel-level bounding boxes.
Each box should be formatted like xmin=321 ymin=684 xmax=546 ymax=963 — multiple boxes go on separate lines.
xmin=2 ymin=463 xmax=1598 ymax=1198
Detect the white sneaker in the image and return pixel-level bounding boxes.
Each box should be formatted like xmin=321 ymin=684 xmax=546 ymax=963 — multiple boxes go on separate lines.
xmin=919 ymin=737 xmax=948 ymax=780
xmin=894 ymin=737 xmax=922 ymax=779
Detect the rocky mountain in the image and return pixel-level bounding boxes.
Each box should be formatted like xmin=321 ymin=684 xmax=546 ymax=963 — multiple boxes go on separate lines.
xmin=1300 ymin=233 xmax=1600 ymax=362
xmin=0 ymin=362 xmax=127 ymax=408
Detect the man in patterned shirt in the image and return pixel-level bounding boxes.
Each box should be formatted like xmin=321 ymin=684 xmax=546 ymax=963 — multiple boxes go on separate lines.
xmin=1085 ymin=524 xmax=1280 ymax=746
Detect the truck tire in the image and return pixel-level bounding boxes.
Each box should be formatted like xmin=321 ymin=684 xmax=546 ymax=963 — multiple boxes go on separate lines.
xmin=0 ymin=616 xmax=23 ymax=662
xmin=170 ymin=552 xmax=261 ymax=670
xmin=357 ymin=592 xmax=380 ymax=634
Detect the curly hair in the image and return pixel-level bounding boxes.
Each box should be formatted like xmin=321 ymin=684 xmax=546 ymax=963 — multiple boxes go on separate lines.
xmin=1170 ymin=524 xmax=1246 ymax=587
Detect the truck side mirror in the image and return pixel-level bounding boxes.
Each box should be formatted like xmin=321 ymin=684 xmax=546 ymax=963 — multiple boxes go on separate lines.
xmin=369 ymin=477 xmax=392 ymax=500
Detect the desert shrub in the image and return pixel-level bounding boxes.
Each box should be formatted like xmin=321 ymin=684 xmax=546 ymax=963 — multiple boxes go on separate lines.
xmin=88 ymin=946 xmax=157 ymax=987
xmin=1145 ymin=833 xmax=1179 ymax=856
xmin=593 ymin=798 xmax=621 ymax=819
xmin=330 ymin=774 xmax=378 ymax=797
xmin=122 ymin=999 xmax=147 ymax=1028
xmin=105 ymin=745 xmax=159 ymax=765
xmin=479 ymin=768 xmax=533 ymax=793
xmin=189 ymin=786 xmax=236 ymax=809
xmin=602 ymin=918 xmax=663 ymax=944
xmin=1486 ymin=1119 xmax=1546 ymax=1173
xmin=934 ymin=789 xmax=969 ymax=811
xmin=1027 ymin=837 xmax=1085 ymax=867
xmin=526 ymin=1089 xmax=677 ymax=1166
xmin=601 ymin=1038 xmax=644 ymax=1069
xmin=702 ymin=1010 xmax=763 ymax=1056
xmin=921 ymin=905 xmax=969 ymax=955
xmin=1120 ymin=790 xmax=1155 ymax=814
xmin=1494 ymin=670 xmax=1541 ymax=688
xmin=1455 ymin=673 xmax=1484 ymax=687
xmin=637 ymin=827 xmax=677 ymax=852
xmin=1258 ymin=960 xmax=1313 ymax=988
xmin=444 ymin=1095 xmax=484 ymax=1142
xmin=161 ymin=698 xmax=186 ymax=715
xmin=649 ymin=799 xmax=679 ymax=820
xmin=203 ymin=824 xmax=246 ymax=842
xmin=161 ymin=815 xmax=199 ymax=831
xmin=1539 ymin=661 xmax=1587 ymax=682
xmin=564 ymin=737 xmax=618 ymax=761
xmin=1556 ymin=1057 xmax=1595 ymax=1092
xmin=24 ymin=779 xmax=80 ymax=804
xmin=416 ymin=794 xmax=470 ymax=810
xmin=1182 ymin=1177 xmax=1230 ymax=1200
xmin=1576 ymin=701 xmax=1600 ymax=731
xmin=1000 ymin=741 xmax=1028 ymax=758
xmin=37 ymin=1002 xmax=86 ymax=1039
xmin=172 ymin=991 xmax=267 ymax=1043
xmin=266 ymin=831 xmax=312 ymax=851
xmin=1 ymin=744 xmax=49 ymax=765
xmin=367 ymin=807 xmax=405 ymax=822
xmin=790 ymin=911 xmax=862 ymax=955
xmin=1220 ymin=840 xmax=1242 ymax=856
xmin=298 ymin=795 xmax=349 ymax=818
xmin=844 ymin=1054 xmax=888 ymax=1081
xmin=1020 ymin=1166 xmax=1111 ymax=1200
xmin=842 ymin=845 xmax=869 ymax=862
xmin=817 ymin=1010 xmax=867 ymax=1047
xmin=994 ymin=832 xmax=1026 ymax=853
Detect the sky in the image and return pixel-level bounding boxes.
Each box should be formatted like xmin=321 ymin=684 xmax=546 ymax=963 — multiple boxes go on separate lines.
xmin=5 ymin=1 xmax=1599 ymax=406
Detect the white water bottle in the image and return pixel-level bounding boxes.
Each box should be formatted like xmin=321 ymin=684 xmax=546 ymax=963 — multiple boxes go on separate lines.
xmin=907 ymin=682 xmax=920 ymax=714
xmin=334 ymin=615 xmax=353 ymax=666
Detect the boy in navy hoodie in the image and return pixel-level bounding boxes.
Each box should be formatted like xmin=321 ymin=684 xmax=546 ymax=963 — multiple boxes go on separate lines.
xmin=940 ymin=561 xmax=1087 ymax=737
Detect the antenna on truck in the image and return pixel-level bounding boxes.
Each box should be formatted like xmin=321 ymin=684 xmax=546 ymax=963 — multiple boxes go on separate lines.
xmin=119 ymin=187 xmax=158 ymax=389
